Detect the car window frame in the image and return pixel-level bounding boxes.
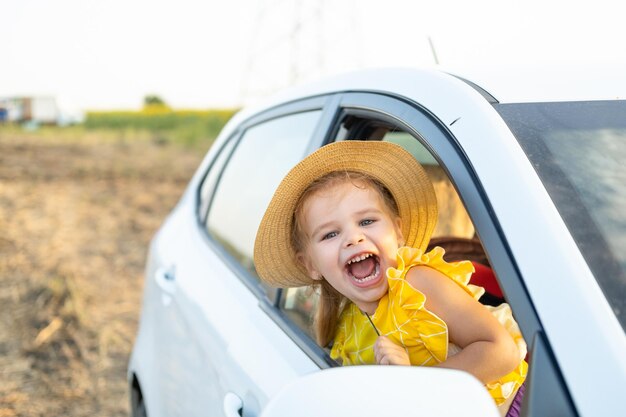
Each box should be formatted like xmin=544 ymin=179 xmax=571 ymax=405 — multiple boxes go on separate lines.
xmin=268 ymin=91 xmax=548 ymax=367
xmin=320 ymin=92 xmax=577 ymax=414
xmin=196 ymin=131 xmax=241 ymax=225
xmin=331 ymin=92 xmax=543 ymax=337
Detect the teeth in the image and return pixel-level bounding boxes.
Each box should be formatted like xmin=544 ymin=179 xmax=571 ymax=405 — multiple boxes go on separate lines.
xmin=347 ymin=253 xmax=372 ymax=264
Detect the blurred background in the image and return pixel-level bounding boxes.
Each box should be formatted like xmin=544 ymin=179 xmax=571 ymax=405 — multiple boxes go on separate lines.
xmin=1 ymin=0 xmax=624 ymax=416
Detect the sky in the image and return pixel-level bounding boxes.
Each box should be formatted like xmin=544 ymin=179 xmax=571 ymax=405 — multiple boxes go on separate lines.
xmin=1 ymin=0 xmax=625 ymax=113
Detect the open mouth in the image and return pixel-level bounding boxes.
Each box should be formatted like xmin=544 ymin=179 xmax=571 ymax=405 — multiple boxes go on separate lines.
xmin=346 ymin=253 xmax=381 ymax=285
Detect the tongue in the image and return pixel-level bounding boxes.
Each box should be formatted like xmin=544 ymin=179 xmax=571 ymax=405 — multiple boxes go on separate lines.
xmin=348 ymin=257 xmax=376 ymax=279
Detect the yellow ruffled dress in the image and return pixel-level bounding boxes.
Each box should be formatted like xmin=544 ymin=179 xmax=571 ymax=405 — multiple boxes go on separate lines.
xmin=330 ymin=246 xmax=528 ymax=407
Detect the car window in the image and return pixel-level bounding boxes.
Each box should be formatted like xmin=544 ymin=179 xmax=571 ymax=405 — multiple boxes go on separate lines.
xmin=273 ymin=95 xmax=547 ymax=414
xmin=382 ymin=131 xmax=476 ymax=240
xmin=281 ymin=117 xmax=497 ymax=341
xmin=198 ymin=137 xmax=238 ymax=223
xmin=205 ymin=110 xmax=322 ymax=286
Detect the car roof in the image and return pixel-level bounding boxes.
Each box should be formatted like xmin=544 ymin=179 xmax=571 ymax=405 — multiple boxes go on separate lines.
xmin=237 ymin=65 xmax=626 ymax=123
xmin=444 ymin=63 xmax=626 ymax=103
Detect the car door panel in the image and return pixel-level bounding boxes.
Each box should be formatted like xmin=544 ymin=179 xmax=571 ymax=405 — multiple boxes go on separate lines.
xmin=145 ymin=102 xmax=332 ymax=416
xmin=149 ymin=199 xmax=320 ymax=417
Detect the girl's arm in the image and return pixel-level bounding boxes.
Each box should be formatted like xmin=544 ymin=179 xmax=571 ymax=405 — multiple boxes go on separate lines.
xmin=387 ymin=265 xmax=520 ymax=383
xmin=408 ymin=265 xmax=519 ymax=382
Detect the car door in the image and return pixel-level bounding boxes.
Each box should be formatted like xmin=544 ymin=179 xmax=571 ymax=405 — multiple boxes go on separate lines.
xmin=147 ymin=96 xmax=339 ymax=417
xmin=336 ymin=92 xmax=581 ymax=415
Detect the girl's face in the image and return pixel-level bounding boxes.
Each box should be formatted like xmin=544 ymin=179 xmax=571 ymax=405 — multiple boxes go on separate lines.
xmin=297 ymin=180 xmax=403 ymax=314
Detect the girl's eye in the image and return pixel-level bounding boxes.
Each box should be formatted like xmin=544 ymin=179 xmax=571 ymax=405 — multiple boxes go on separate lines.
xmin=360 ymin=219 xmax=375 ymax=226
xmin=322 ymin=231 xmax=338 ymax=240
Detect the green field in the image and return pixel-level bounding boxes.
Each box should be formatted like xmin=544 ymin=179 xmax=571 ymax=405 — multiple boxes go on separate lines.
xmin=0 ymin=107 xmax=239 ymax=151
xmin=84 ymin=107 xmax=239 ymax=148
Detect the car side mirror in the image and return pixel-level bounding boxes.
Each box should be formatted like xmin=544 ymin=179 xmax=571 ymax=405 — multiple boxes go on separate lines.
xmin=260 ymin=365 xmax=499 ymax=417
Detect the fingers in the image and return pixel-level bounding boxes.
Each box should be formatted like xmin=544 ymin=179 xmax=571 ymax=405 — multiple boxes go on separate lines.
xmin=374 ymin=336 xmax=410 ymax=366
xmin=377 ymin=350 xmax=409 ymax=365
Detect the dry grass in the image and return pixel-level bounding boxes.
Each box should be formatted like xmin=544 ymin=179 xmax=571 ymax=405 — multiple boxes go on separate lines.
xmin=0 ymin=128 xmax=205 ymax=416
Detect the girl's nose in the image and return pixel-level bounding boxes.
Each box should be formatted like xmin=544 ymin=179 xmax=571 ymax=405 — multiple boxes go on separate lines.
xmin=344 ymin=230 xmax=365 ymax=247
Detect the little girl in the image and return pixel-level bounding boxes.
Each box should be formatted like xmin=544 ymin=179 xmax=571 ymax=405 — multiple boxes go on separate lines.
xmin=254 ymin=140 xmax=527 ymax=416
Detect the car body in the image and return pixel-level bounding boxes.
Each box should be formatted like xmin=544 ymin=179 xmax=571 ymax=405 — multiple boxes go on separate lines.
xmin=128 ymin=67 xmax=626 ymax=417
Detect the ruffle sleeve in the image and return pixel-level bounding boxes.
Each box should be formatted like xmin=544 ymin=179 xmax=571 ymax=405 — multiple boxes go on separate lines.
xmin=386 ymin=246 xmax=527 ymax=406
xmin=381 ymin=246 xmax=479 ymax=365
xmin=388 ymin=246 xmax=483 ymax=298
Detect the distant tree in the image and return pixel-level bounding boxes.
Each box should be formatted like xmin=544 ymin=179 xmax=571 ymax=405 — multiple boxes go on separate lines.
xmin=143 ymin=95 xmax=167 ymax=107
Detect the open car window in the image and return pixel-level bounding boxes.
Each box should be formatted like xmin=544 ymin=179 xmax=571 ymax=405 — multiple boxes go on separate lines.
xmin=280 ymin=116 xmax=499 ymax=342
xmin=382 ymin=130 xmax=476 ymax=240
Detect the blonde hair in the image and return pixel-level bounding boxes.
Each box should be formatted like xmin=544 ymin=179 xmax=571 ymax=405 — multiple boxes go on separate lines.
xmin=291 ymin=170 xmax=399 ymax=347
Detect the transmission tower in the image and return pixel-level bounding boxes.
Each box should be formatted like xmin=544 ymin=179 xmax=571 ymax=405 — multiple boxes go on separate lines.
xmin=239 ymin=0 xmax=360 ymax=105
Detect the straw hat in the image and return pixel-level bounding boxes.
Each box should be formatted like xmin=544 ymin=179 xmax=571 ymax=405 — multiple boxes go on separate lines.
xmin=254 ymin=140 xmax=437 ymax=288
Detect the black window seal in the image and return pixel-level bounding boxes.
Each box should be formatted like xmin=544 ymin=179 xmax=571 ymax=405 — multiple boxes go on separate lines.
xmin=448 ymin=74 xmax=499 ymax=104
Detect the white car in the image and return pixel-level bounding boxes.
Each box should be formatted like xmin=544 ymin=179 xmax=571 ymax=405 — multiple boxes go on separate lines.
xmin=128 ymin=67 xmax=626 ymax=417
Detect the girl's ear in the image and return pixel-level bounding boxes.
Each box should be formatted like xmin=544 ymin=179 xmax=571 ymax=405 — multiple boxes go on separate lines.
xmin=394 ymin=217 xmax=404 ymax=247
xmin=296 ymin=251 xmax=323 ymax=281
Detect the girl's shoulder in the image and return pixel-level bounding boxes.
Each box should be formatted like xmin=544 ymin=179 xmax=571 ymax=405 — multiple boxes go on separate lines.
xmin=405 ymin=264 xmax=452 ymax=294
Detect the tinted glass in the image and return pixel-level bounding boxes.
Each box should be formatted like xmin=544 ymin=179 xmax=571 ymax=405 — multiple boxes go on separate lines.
xmin=496 ymin=101 xmax=626 ymax=330
xmin=206 ymin=111 xmax=321 ymax=281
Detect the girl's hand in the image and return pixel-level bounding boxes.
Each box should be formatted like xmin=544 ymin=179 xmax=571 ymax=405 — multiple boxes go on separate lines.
xmin=374 ymin=336 xmax=410 ymax=366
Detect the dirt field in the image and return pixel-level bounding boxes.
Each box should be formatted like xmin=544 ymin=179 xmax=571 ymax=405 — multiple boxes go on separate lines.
xmin=0 ymin=129 xmax=205 ymax=417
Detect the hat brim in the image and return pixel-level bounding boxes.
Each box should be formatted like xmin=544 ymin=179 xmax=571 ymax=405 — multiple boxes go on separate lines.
xmin=254 ymin=140 xmax=437 ymax=288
